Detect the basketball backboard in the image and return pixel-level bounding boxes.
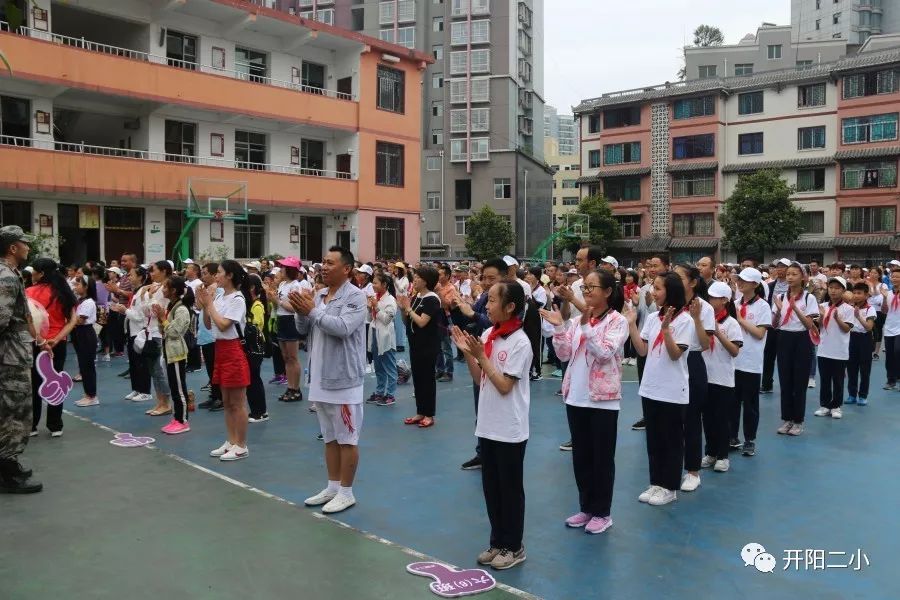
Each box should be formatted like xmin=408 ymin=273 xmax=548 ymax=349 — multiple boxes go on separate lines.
xmin=187 ymin=178 xmax=249 ymax=221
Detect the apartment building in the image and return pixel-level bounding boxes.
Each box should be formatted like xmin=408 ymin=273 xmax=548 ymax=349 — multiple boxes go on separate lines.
xmin=544 ymin=105 xmax=577 ymax=155
xmin=0 ymin=0 xmax=428 ymax=265
xmin=545 ymin=137 xmax=580 ymax=229
xmin=792 ymin=0 xmax=900 ymax=45
xmin=271 ymin=0 xmax=553 ymax=259
xmin=575 ymin=46 xmax=900 ymax=266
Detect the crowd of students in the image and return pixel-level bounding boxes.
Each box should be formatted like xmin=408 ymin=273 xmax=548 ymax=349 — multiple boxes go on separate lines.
xmin=19 ymin=247 xmax=900 ymax=572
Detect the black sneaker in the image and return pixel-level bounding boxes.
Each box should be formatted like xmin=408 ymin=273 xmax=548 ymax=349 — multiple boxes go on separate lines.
xmin=729 ymin=437 xmax=742 ymax=450
xmin=530 ymin=374 xmax=543 ymax=381
xmin=201 ymin=382 xmax=212 ymax=391
xmin=631 ymin=418 xmax=646 ymax=431
xmin=461 ymin=456 xmax=482 ymax=470
xmin=872 ymin=353 xmax=880 ymax=361
xmin=198 ymin=398 xmax=216 ymax=410
xmin=207 ymin=399 xmax=224 ymax=412
xmin=741 ymin=441 xmax=756 ymax=457
xmin=0 ymin=475 xmax=43 ymax=494
xmin=316 ymin=433 xmax=324 ymax=441
xmin=759 ymin=388 xmax=773 ymax=394
xmin=437 ymin=374 xmax=453 ymax=383
xmin=396 ymin=345 xmax=405 ymax=352
xmin=366 ymin=393 xmax=383 ymax=404
xmin=117 ymin=369 xmax=130 ymax=378
xmin=283 ymin=390 xmax=304 ymax=403
xmin=559 ymin=440 xmax=573 ymax=451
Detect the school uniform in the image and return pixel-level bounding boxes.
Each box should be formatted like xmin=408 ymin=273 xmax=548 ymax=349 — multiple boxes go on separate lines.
xmin=775 ymin=291 xmax=819 ymax=424
xmin=639 ymin=310 xmax=693 ymax=492
xmin=74 ymin=297 xmax=99 ymax=398
xmin=884 ymin=290 xmax=900 ymax=386
xmin=732 ymin=297 xmax=771 ymax=444
xmin=683 ymin=298 xmax=715 ymax=473
xmin=702 ymin=314 xmax=743 ymax=460
xmin=817 ymin=301 xmax=855 ymax=410
xmin=847 ymin=304 xmax=876 ymax=401
xmin=476 ymin=327 xmax=532 ymax=553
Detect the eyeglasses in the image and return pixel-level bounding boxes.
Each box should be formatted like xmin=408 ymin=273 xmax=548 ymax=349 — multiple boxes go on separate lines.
xmin=581 ymin=284 xmax=604 ymax=293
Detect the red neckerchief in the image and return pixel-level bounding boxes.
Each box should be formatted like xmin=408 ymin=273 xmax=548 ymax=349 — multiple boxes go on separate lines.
xmin=781 ymin=291 xmax=804 ymax=326
xmin=709 ymin=309 xmax=728 ymax=351
xmin=484 ymin=317 xmax=523 ymax=358
xmin=372 ymin=290 xmax=385 ymax=320
xmin=823 ymin=300 xmax=842 ymax=329
xmin=577 ymin=308 xmax=611 ymax=355
xmin=892 ymin=289 xmax=900 ymax=311
xmin=651 ymin=307 xmax=687 ymax=354
xmin=739 ymin=295 xmax=757 ymax=319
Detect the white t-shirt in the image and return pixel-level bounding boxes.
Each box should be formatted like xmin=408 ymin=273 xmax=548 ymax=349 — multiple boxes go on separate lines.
xmin=276 ymin=279 xmax=309 ymax=316
xmin=517 ymin=278 xmax=532 ymax=300
xmin=474 ymin=328 xmax=532 ymax=443
xmin=77 ymin=298 xmax=97 ymax=325
xmin=396 ymin=276 xmax=410 ymax=297
xmin=735 ymin=298 xmax=772 ymax=374
xmin=211 ymin=291 xmax=246 ymax=340
xmin=884 ymin=290 xmax=900 ymax=337
xmin=532 ymin=285 xmax=548 ymax=308
xmin=568 ymin=278 xmax=584 ymax=321
xmin=638 ymin=310 xmax=693 ymax=404
xmin=818 ymin=301 xmax=855 ymax=360
xmin=361 ymin=282 xmax=376 ymax=323
xmin=702 ymin=316 xmax=743 ymax=387
xmin=868 ymin=285 xmax=885 ymax=312
xmin=186 ymin=278 xmax=203 ymax=294
xmin=564 ymin=321 xmax=623 ymax=411
xmin=850 ymin=304 xmax=877 ymax=334
xmin=775 ymin=292 xmax=819 ymax=332
xmin=458 ymin=279 xmax=472 ymax=298
xmin=687 ymin=297 xmax=715 ymax=351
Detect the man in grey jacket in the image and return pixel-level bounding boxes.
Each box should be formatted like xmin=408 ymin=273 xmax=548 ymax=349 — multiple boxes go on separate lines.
xmin=290 ymin=246 xmax=366 ymax=514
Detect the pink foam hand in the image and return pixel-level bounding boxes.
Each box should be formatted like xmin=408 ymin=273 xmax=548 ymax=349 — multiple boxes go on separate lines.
xmin=406 ymin=562 xmax=495 ymax=598
xmin=35 ymin=351 xmax=73 ymax=406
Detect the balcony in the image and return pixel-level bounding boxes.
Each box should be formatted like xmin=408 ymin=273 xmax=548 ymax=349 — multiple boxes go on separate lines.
xmin=0 ymin=137 xmax=358 ymax=209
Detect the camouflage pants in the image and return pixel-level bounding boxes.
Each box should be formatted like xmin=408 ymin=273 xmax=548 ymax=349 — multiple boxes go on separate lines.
xmin=0 ymin=372 xmax=33 ymax=460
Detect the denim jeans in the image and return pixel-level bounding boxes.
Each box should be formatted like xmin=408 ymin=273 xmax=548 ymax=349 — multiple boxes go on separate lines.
xmin=372 ymin=337 xmax=398 ymax=396
xmin=435 ymin=330 xmax=454 ymax=375
xmin=393 ymin=309 xmax=407 ymax=349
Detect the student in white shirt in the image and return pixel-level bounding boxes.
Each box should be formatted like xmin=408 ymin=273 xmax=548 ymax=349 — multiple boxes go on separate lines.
xmin=814 ymin=277 xmax=855 ymax=419
xmin=274 ymin=257 xmax=310 ymax=403
xmin=732 ymin=268 xmax=772 ymax=457
xmin=625 ymin=272 xmax=693 ymax=507
xmin=72 ymin=275 xmax=100 ymax=407
xmin=631 ymin=254 xmax=670 ymax=432
xmin=700 ymin=281 xmax=743 ymax=473
xmin=879 ymin=268 xmax=900 ymax=390
xmin=451 ymin=281 xmax=531 ymax=571
xmin=847 ymin=282 xmax=877 ymax=406
xmin=773 ymin=262 xmax=820 ymax=436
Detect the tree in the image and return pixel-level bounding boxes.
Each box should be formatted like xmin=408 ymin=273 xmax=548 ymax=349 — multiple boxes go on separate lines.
xmin=559 ymin=194 xmax=620 ymax=254
xmin=719 ymin=170 xmax=804 ymax=261
xmin=464 ymin=205 xmax=515 ymax=260
xmin=693 ymin=25 xmax=724 ymax=47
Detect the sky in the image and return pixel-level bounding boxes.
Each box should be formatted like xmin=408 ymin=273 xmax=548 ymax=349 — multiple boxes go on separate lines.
xmin=544 ymin=0 xmax=791 ymax=114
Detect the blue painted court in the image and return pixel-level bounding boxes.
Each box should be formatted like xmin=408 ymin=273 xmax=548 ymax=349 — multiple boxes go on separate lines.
xmin=7 ymin=351 xmax=897 ymax=599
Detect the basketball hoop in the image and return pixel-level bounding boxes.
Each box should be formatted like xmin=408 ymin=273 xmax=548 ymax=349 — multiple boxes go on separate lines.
xmin=213 ymin=209 xmax=225 ymax=221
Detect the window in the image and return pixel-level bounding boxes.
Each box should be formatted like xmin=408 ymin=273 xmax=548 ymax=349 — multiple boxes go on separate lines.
xmin=816 ymin=0 xmax=821 ymax=8
xmin=433 ymin=17 xmax=444 ymax=31
xmin=616 ymin=215 xmax=641 ymax=238
xmin=379 ymin=0 xmax=415 ymax=24
xmin=673 ymin=96 xmax=715 ymax=119
xmin=375 ymin=142 xmax=404 ymax=186
xmin=734 ymin=63 xmax=754 ymax=76
xmin=738 ymin=132 xmax=764 ymax=155
xmin=798 ymin=83 xmax=826 ymax=107
xmin=166 ymin=31 xmax=197 ymax=69
xmin=698 ymin=65 xmax=717 ymax=79
xmin=235 ymin=214 xmax=265 ymax=259
xmin=672 ymin=134 xmax=714 ymax=159
xmin=604 ymin=177 xmax=641 ymax=201
xmin=815 ymin=19 xmax=821 ymax=30
xmin=470 ymin=107 xmax=490 ymax=132
xmin=427 ymin=192 xmax=441 ymax=210
xmin=395 ymin=27 xmax=415 ymax=49
xmin=455 ymin=215 xmax=468 ymax=235
xmin=450 ymin=50 xmax=490 ymax=74
xmin=375 ymin=217 xmax=404 ymax=259
xmin=302 ymin=61 xmax=325 ymax=90
xmin=767 ymin=44 xmax=782 ymax=59
xmin=798 ymin=126 xmax=826 ymax=150
xmin=842 ymin=114 xmax=898 ymax=144
xmin=301 ymin=139 xmax=324 ymax=174
xmin=0 ymin=96 xmax=30 ymax=142
xmin=840 ymin=206 xmax=896 ymax=234
xmin=426 ymin=231 xmax=441 ymax=245
xmin=796 ymin=168 xmax=825 ymax=192
xmin=433 ymin=45 xmax=443 ymax=61
xmin=0 ymin=200 xmax=30 ymax=231
xmin=841 ymin=161 xmax=897 ymax=189
xmin=738 ymin=91 xmax=763 ymax=115
xmin=843 ymin=69 xmax=900 ymax=98
xmin=451 ymin=20 xmax=490 ymax=45
xmin=672 ymin=171 xmax=715 ymax=197
xmin=672 ymin=213 xmax=714 ymax=236
xmin=518 ymin=58 xmax=532 ymax=82
xmin=494 ymin=178 xmax=511 ymax=199
xmin=603 ymin=106 xmax=640 ymax=129
xmin=449 ymin=78 xmax=489 ymax=103
xmin=796 ymin=60 xmax=813 ymax=70
xmin=800 ymin=211 xmax=825 ymax=234
xmin=561 ymin=180 xmax=578 ymax=188
xmin=518 ymin=29 xmax=532 ymax=55
xmin=562 ymin=197 xmax=579 ymax=206
xmin=603 ymin=142 xmax=641 ymax=165
xmin=234 ymin=47 xmax=267 ymax=82
xmin=455 ymin=179 xmax=471 ymax=209
xmin=588 ymin=114 xmax=601 ymax=134
xmin=426 ymin=156 xmax=441 ymax=171
xmin=432 ymin=129 xmax=443 ymax=145
xmin=450 ymin=109 xmax=467 ymax=133
xmin=432 ymin=73 xmax=443 ymax=89
xmin=377 ymin=66 xmax=405 ymax=113
xmin=164 ymin=120 xmax=197 ymax=162
xmin=450 ymin=139 xmax=467 ymax=161
xmin=832 ymin=12 xmax=840 ymax=25
xmin=470 ymin=138 xmax=489 ymax=161
xmin=235 ymin=130 xmax=266 ymax=169
xmin=300 ymin=8 xmax=334 ymax=24
xmin=588 ymin=150 xmax=601 ymax=168
xmin=432 ymin=102 xmax=443 ymax=117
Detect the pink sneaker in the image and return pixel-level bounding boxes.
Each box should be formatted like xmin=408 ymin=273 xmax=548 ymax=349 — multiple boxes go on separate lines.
xmin=565 ymin=512 xmax=593 ymax=528
xmin=162 ymin=420 xmax=191 ymax=435
xmin=585 ymin=516 xmax=613 ymax=535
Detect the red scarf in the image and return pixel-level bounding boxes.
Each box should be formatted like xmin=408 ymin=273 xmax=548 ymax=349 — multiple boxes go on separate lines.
xmin=739 ymin=296 xmax=757 ymax=319
xmin=577 ymin=309 xmax=611 ymax=355
xmin=892 ymin=290 xmax=900 ymax=311
xmin=371 ymin=290 xmax=386 ymax=320
xmin=651 ymin=307 xmax=686 ymax=354
xmin=823 ymin=301 xmax=842 ymax=329
xmin=781 ymin=291 xmax=804 ymax=326
xmin=484 ymin=317 xmax=523 ymax=358
xmin=709 ymin=309 xmax=728 ymax=351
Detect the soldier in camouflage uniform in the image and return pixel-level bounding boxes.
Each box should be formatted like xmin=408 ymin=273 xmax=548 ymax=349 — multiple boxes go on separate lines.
xmin=0 ymin=225 xmax=42 ymax=493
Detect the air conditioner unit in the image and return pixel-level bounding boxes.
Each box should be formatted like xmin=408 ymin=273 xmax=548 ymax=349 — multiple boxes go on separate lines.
xmin=124 ymin=118 xmax=141 ymax=130
xmin=288 ymin=7 xmax=296 ymax=15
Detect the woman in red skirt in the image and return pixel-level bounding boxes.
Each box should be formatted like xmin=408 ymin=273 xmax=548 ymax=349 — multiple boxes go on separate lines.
xmin=196 ymin=260 xmax=251 ymax=461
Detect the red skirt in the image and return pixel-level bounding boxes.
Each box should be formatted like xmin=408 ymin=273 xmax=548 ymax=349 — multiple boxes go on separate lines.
xmin=212 ymin=339 xmax=250 ymax=388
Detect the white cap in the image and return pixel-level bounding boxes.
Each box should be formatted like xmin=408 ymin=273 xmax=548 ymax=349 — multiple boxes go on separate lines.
xmin=502 ymin=255 xmax=519 ymax=267
xmin=566 ymin=268 xmax=578 ymax=275
xmin=271 ymin=267 xmax=281 ymax=275
xmin=166 ymin=260 xmax=175 ymax=270
xmin=828 ymin=276 xmax=848 ymax=289
xmin=245 ymin=260 xmax=262 ymax=270
xmin=889 ymin=259 xmax=900 ymax=267
xmin=355 ymin=264 xmax=374 ymax=276
xmin=707 ymin=281 xmax=733 ymax=299
xmin=24 ymin=265 xmax=34 ymax=273
xmin=601 ymin=256 xmax=619 ymax=270
xmin=183 ymin=258 xmax=195 ymax=264
xmin=776 ymin=258 xmax=791 ymax=267
xmin=107 ymin=266 xmax=125 ymax=277
xmin=738 ymin=267 xmax=763 ymax=284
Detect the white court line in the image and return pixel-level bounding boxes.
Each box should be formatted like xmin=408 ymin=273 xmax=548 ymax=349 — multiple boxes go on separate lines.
xmin=63 ymin=410 xmax=542 ymax=600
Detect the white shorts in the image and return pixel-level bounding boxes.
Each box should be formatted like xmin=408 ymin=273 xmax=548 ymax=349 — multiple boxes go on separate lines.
xmin=315 ymin=402 xmax=364 ymax=446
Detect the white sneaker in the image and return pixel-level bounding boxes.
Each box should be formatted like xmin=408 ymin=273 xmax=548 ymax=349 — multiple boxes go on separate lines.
xmin=209 ymin=441 xmax=233 ymax=457
xmin=628 ymin=358 xmax=637 ymax=366
xmin=322 ymin=494 xmax=356 ymax=514
xmin=638 ymin=485 xmax=659 ymax=503
xmin=132 ymin=393 xmax=152 ymax=402
xmin=680 ymin=473 xmax=701 ymax=492
xmin=700 ymin=455 xmax=716 ymax=469
xmin=50 ymin=430 xmax=63 ymax=438
xmin=714 ymin=459 xmax=730 ymax=472
xmin=808 ymin=378 xmax=816 ymax=389
xmin=220 ymin=445 xmax=248 ymax=461
xmin=28 ymin=430 xmax=38 ymax=437
xmin=365 ymin=364 xmax=374 ymax=374
xmin=124 ymin=391 xmax=138 ymax=400
xmin=101 ymin=353 xmax=111 ymax=362
xmin=304 ymin=488 xmax=338 ymax=506
xmin=648 ymin=488 xmax=677 ymax=506
xmin=75 ymin=397 xmax=99 ymax=407
xmin=814 ymin=407 xmax=831 ymax=417
xmin=831 ymin=407 xmax=843 ymax=419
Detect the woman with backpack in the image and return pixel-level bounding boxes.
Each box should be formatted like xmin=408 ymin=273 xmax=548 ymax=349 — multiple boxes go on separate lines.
xmin=246 ymin=274 xmax=269 ymax=422
xmin=152 ymin=275 xmax=194 ymax=434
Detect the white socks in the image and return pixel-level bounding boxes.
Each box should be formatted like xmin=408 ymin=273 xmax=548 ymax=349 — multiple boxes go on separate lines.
xmin=326 ymin=480 xmax=340 ymax=494
xmin=338 ymin=486 xmax=354 ymax=499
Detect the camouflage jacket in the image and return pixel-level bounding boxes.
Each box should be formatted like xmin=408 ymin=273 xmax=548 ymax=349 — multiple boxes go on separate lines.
xmin=0 ymin=259 xmax=33 ymax=392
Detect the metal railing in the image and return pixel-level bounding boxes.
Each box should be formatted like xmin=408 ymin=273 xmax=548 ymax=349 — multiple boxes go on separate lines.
xmin=2 ymin=23 xmax=355 ymax=101
xmin=0 ymin=136 xmax=355 ymax=180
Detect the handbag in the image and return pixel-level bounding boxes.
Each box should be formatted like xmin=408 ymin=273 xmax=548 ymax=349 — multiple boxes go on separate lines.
xmin=133 ymin=315 xmax=160 ymax=359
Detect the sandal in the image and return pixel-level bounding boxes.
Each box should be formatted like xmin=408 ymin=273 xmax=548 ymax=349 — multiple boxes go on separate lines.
xmin=418 ymin=417 xmax=435 ymax=428
xmin=73 ymin=374 xmax=83 ymax=382
xmin=404 ymin=416 xmax=424 ymax=425
xmin=147 ymin=408 xmax=173 ymax=416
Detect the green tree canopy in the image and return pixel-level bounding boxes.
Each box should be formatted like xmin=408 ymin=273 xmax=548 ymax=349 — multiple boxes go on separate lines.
xmin=719 ymin=169 xmax=804 ymax=261
xmin=560 ymin=194 xmax=619 ymax=254
xmin=464 ymin=205 xmax=515 ymax=260
xmin=693 ymin=24 xmax=725 ymax=47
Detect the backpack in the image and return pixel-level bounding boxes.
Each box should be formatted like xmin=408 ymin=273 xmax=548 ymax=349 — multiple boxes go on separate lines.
xmin=236 ymin=317 xmax=265 ymax=358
